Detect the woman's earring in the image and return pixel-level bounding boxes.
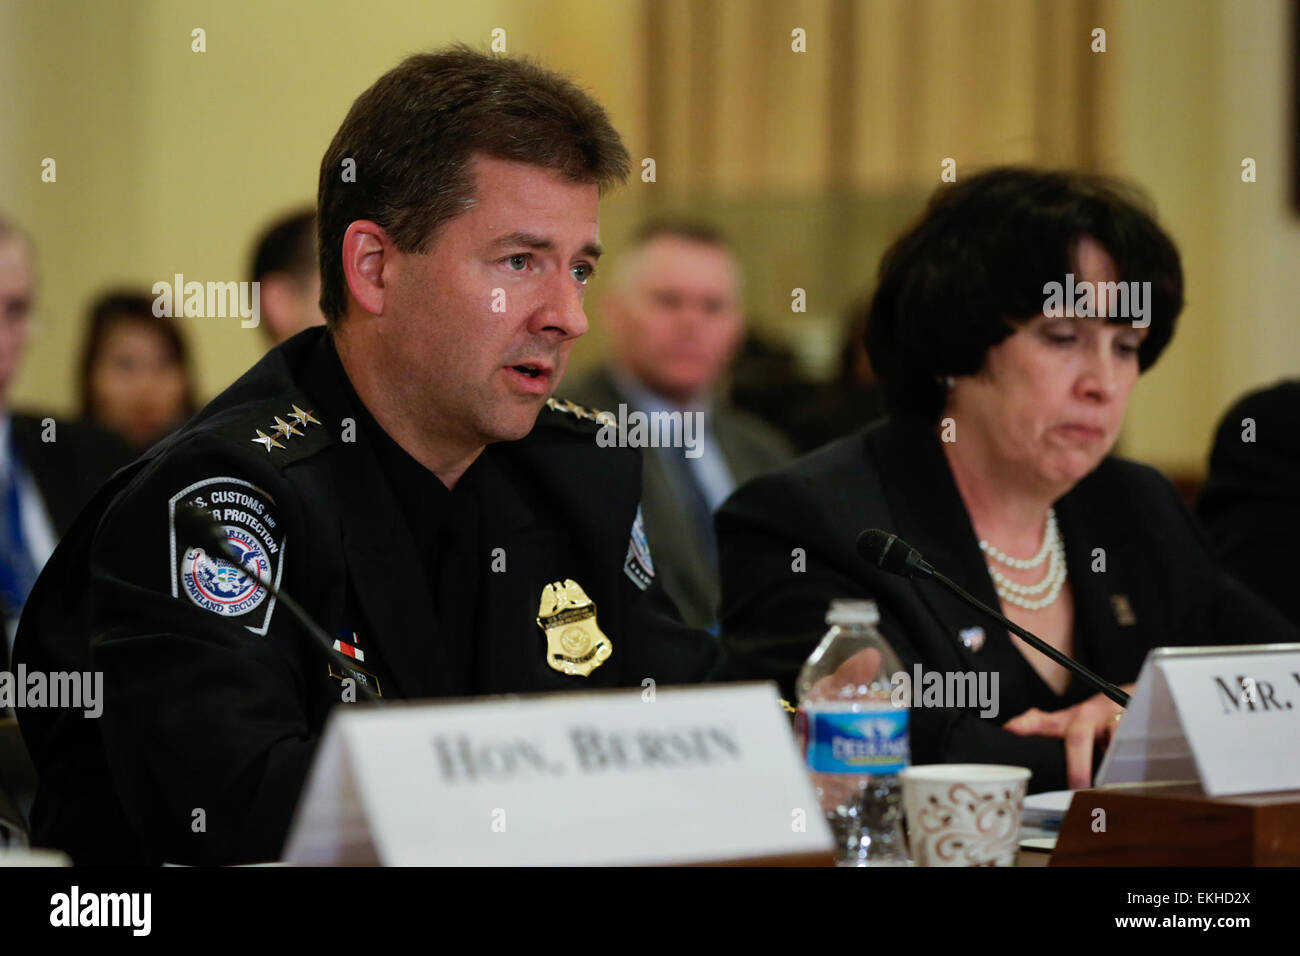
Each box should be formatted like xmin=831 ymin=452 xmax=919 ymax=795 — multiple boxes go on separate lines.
xmin=945 ymin=376 xmax=956 ymax=388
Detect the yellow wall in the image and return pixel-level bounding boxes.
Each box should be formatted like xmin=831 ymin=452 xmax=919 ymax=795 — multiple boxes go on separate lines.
xmin=2 ymin=0 xmax=1295 ymax=476
xmin=1106 ymin=0 xmax=1300 ymax=473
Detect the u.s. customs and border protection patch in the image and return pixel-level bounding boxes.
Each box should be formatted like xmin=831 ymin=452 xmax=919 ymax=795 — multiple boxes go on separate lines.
xmin=623 ymin=505 xmax=654 ymax=591
xmin=169 ymin=477 xmax=285 ymax=634
xmin=536 ymin=578 xmax=612 ymax=677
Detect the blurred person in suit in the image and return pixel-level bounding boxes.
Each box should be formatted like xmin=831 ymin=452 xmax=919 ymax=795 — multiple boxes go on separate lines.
xmin=250 ymin=207 xmax=326 ymax=346
xmin=0 ymin=217 xmax=132 ymax=655
xmin=1198 ymin=379 xmax=1300 ymax=628
xmin=566 ymin=220 xmax=794 ymax=630
xmin=716 ymin=168 xmax=1299 ymax=793
xmin=78 ymin=291 xmax=198 ymax=451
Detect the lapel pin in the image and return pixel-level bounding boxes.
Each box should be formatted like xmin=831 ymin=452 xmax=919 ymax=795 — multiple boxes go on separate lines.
xmin=958 ymin=626 xmax=986 ymax=652
xmin=1110 ymin=595 xmax=1137 ymax=626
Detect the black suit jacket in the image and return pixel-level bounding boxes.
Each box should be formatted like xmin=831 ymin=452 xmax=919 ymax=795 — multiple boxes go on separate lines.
xmin=716 ymin=416 xmax=1299 ymax=793
xmin=1198 ymin=380 xmax=1300 ymax=628
xmin=15 ymin=328 xmax=719 ymax=865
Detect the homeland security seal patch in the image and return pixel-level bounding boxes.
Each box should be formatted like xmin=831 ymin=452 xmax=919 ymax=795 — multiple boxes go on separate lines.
xmin=169 ymin=477 xmax=285 ymax=634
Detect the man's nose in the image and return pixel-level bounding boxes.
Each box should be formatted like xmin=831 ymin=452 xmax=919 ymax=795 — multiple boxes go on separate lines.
xmin=535 ymin=274 xmax=589 ymax=339
xmin=671 ymin=302 xmax=711 ymax=339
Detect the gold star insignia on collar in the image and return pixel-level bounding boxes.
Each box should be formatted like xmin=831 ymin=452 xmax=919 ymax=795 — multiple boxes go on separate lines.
xmin=546 ymin=397 xmax=605 ymax=422
xmin=271 ymin=415 xmax=304 ymax=439
xmin=288 ymin=404 xmax=321 ymax=427
xmin=252 ymin=429 xmax=285 ymax=451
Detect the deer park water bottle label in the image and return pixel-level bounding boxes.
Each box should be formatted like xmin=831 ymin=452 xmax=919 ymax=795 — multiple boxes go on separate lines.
xmin=804 ymin=705 xmax=910 ymax=774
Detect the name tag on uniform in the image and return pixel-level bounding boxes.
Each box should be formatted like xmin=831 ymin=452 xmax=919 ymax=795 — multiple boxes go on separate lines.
xmin=328 ymin=660 xmax=382 ymax=698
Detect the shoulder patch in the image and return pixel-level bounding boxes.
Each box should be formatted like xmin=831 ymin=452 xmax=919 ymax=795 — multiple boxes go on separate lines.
xmin=623 ymin=505 xmax=655 ymax=591
xmin=169 ymin=477 xmax=286 ymax=634
xmin=212 ymin=396 xmax=332 ymax=469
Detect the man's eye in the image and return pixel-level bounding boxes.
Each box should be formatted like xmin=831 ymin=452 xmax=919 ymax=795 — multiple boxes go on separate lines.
xmin=572 ymin=263 xmax=594 ymax=284
xmin=1046 ymin=333 xmax=1076 ymax=346
xmin=506 ymin=254 xmax=529 ymax=271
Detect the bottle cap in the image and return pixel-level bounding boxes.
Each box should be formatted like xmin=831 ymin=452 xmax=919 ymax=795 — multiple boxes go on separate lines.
xmin=825 ymin=598 xmax=880 ymax=627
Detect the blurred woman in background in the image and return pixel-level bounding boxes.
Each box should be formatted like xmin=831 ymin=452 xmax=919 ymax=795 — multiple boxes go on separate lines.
xmin=79 ymin=292 xmax=196 ymax=451
xmin=717 ymin=167 xmax=1299 ymax=794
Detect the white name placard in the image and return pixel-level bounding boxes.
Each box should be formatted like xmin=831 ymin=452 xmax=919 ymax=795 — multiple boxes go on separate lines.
xmin=1097 ymin=644 xmax=1300 ymax=796
xmin=283 ymin=682 xmax=832 ymax=865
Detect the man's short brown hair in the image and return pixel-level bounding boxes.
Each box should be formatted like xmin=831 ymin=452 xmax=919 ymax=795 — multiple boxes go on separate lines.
xmin=317 ymin=45 xmax=631 ymax=324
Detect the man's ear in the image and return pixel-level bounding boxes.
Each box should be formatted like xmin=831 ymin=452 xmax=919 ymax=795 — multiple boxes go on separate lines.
xmin=341 ymin=220 xmax=392 ymax=317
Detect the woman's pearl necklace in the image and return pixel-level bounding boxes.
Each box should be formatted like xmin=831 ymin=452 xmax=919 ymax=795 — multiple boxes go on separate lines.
xmin=978 ymin=509 xmax=1068 ymax=611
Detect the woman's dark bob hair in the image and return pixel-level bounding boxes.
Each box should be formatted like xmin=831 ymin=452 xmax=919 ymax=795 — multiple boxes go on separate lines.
xmin=78 ymin=291 xmax=197 ymax=422
xmin=865 ymin=166 xmax=1184 ymax=422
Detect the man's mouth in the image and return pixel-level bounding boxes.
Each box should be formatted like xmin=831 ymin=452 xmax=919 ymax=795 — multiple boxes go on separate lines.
xmin=504 ymin=362 xmax=554 ymax=395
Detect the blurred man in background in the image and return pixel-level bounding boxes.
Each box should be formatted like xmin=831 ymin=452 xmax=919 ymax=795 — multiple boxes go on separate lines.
xmin=567 ymin=220 xmax=793 ymax=630
xmin=0 ymin=216 xmax=132 ymax=655
xmin=249 ymin=207 xmax=326 ymax=345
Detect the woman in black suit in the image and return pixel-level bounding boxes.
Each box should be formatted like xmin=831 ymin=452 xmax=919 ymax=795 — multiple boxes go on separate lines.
xmin=716 ymin=167 xmax=1298 ymax=793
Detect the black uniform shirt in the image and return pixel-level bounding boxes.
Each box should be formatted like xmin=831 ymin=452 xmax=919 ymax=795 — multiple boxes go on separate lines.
xmin=324 ymin=344 xmax=483 ymax=692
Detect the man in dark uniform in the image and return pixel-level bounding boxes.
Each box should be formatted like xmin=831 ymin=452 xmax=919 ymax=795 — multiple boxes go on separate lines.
xmin=14 ymin=47 xmax=721 ymax=865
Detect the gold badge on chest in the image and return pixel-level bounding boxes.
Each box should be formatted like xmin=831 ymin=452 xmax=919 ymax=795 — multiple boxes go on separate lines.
xmin=537 ymin=578 xmax=612 ymax=677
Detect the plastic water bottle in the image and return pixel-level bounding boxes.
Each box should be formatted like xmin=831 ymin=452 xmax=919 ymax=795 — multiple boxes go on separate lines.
xmin=795 ymin=599 xmax=911 ymax=866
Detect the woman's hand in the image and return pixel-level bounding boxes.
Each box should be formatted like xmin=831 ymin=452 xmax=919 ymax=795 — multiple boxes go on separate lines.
xmin=1002 ymin=684 xmax=1136 ymax=789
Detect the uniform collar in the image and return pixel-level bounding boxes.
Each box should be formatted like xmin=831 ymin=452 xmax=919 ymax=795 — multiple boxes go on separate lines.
xmin=316 ymin=337 xmax=462 ymax=544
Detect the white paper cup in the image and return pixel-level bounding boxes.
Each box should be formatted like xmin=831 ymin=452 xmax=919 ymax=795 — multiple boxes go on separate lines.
xmin=900 ymin=764 xmax=1032 ymax=866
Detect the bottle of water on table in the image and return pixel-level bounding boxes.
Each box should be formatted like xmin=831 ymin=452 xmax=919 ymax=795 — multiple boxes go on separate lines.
xmin=796 ymin=599 xmax=911 ymax=867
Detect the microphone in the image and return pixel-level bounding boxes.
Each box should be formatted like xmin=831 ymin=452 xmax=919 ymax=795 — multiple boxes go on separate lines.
xmin=174 ymin=504 xmax=382 ymax=703
xmin=856 ymin=528 xmax=1129 ymax=707
xmin=857 ymin=529 xmax=936 ymax=579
